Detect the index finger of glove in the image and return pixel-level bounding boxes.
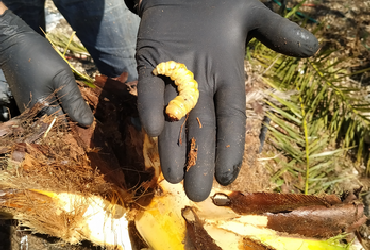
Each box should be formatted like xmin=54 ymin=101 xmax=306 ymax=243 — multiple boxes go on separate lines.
xmin=54 ymin=70 xmax=94 ymax=126
xmin=137 ymin=66 xmax=165 ymax=137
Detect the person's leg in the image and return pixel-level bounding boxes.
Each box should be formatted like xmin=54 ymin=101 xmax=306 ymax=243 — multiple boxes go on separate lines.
xmin=2 ymin=0 xmax=46 ymax=35
xmin=54 ymin=0 xmax=140 ymax=81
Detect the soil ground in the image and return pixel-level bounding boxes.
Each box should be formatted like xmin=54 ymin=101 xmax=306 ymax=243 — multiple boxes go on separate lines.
xmin=2 ymin=0 xmax=370 ymax=249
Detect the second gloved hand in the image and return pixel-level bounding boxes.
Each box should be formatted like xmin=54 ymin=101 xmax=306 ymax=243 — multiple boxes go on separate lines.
xmin=0 ymin=10 xmax=93 ymax=126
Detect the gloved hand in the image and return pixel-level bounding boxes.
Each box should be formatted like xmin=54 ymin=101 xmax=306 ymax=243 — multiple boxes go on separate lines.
xmin=136 ymin=0 xmax=318 ymax=201
xmin=0 ymin=10 xmax=93 ymax=126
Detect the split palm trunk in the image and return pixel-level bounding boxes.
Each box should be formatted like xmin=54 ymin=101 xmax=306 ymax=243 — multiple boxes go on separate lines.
xmin=0 ymin=73 xmax=366 ymax=250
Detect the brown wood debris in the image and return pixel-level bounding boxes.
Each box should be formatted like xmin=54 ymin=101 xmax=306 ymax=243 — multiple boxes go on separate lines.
xmin=182 ymin=206 xmax=222 ymax=250
xmin=212 ymin=191 xmax=366 ymax=238
xmin=225 ymin=192 xmax=343 ymax=214
xmin=242 ymin=238 xmax=276 ymax=250
xmin=0 ymin=72 xmax=149 ymax=205
xmin=187 ymin=137 xmax=198 ymax=171
xmin=266 ymin=203 xmax=366 ymax=238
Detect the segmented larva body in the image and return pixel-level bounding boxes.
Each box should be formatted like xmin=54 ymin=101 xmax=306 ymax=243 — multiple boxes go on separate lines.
xmin=153 ymin=61 xmax=199 ymax=120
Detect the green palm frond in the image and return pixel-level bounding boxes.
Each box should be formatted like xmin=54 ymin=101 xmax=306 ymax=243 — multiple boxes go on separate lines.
xmin=247 ymin=36 xmax=369 ymax=194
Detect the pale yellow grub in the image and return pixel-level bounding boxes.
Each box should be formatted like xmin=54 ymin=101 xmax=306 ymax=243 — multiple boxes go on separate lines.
xmin=153 ymin=61 xmax=199 ymax=120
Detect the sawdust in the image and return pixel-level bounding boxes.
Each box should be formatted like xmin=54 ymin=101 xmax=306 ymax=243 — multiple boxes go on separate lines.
xmin=187 ymin=138 xmax=198 ymax=171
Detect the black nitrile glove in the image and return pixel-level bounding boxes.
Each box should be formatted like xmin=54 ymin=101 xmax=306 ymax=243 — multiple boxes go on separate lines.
xmin=136 ymin=0 xmax=318 ymax=202
xmin=0 ymin=10 xmax=93 ymax=126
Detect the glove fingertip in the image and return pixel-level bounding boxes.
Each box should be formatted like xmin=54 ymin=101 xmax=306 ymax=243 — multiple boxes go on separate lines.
xmin=215 ymin=162 xmax=242 ymax=186
xmin=184 ymin=175 xmax=213 ymax=202
xmin=159 ymin=147 xmax=184 ymax=184
xmin=185 ymin=185 xmax=212 ymax=202
xmin=162 ymin=169 xmax=183 ymax=184
xmin=140 ymin=115 xmax=164 ymax=137
xmin=294 ymin=28 xmax=319 ymax=57
xmin=62 ymin=94 xmax=94 ymax=126
xmin=75 ymin=110 xmax=94 ymax=126
xmin=137 ymin=73 xmax=165 ymax=137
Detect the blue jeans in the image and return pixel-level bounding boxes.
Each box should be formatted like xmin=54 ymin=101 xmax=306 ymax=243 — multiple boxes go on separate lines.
xmin=3 ymin=0 xmax=140 ymax=81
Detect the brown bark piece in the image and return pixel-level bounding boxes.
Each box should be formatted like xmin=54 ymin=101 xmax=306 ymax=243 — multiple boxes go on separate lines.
xmin=182 ymin=206 xmax=222 ymax=250
xmin=242 ymin=238 xmax=276 ymax=250
xmin=226 ymin=192 xmax=342 ymax=215
xmin=213 ymin=191 xmax=366 ymax=238
xmin=266 ymin=203 xmax=367 ymax=238
xmin=76 ymin=73 xmax=150 ymax=192
xmin=187 ymin=138 xmax=198 ymax=171
xmin=196 ymin=117 xmax=202 ymax=128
